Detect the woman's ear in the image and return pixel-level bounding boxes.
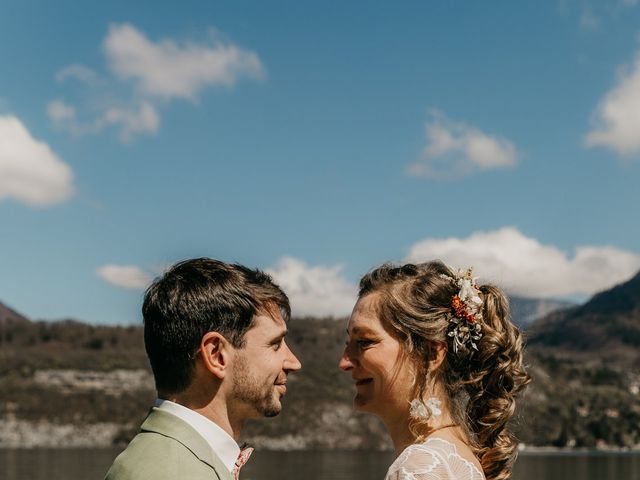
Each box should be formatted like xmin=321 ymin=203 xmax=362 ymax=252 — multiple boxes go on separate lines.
xmin=198 ymin=332 xmax=230 ymax=380
xmin=428 ymin=342 xmax=447 ymax=372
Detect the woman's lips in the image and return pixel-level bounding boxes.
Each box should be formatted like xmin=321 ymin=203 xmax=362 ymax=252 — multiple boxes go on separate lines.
xmin=355 ymin=378 xmax=373 ymax=386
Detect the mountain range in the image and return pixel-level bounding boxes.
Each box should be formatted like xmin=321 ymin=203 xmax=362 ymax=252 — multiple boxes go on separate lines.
xmin=0 ymin=270 xmax=638 ymax=449
xmin=528 ymin=271 xmax=640 ymax=360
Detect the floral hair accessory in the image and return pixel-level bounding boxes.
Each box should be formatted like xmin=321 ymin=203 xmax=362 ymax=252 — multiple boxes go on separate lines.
xmin=440 ymin=267 xmax=483 ymax=355
xmin=409 ymin=397 xmax=442 ymax=420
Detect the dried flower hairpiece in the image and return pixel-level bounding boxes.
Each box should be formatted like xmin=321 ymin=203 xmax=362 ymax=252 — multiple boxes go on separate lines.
xmin=409 ymin=397 xmax=442 ymax=421
xmin=440 ymin=267 xmax=483 ymax=355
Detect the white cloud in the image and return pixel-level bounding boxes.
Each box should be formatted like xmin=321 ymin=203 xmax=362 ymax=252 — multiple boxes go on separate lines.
xmin=47 ymin=100 xmax=79 ymax=135
xmin=47 ymin=100 xmax=76 ymax=122
xmin=405 ymin=227 xmax=640 ymax=298
xmin=55 ymin=64 xmax=102 ymax=86
xmin=103 ymin=23 xmax=264 ymax=100
xmin=267 ymin=256 xmax=357 ymax=318
xmin=47 ymin=99 xmax=159 ymax=142
xmin=579 ymin=9 xmax=600 ymax=30
xmin=96 ymin=265 xmax=152 ymax=289
xmin=49 ymin=23 xmax=264 ymax=142
xmin=585 ymin=51 xmax=640 ymax=156
xmin=0 ymin=115 xmax=75 ymax=207
xmin=407 ymin=111 xmax=519 ymax=179
xmin=100 ymin=102 xmax=160 ymax=142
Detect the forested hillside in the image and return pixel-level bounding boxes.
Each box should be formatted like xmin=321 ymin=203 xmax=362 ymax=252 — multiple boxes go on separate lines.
xmin=1 ymin=273 xmax=639 ymax=450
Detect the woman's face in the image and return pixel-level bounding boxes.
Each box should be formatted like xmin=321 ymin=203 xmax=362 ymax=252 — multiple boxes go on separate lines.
xmin=339 ymin=293 xmax=415 ymax=419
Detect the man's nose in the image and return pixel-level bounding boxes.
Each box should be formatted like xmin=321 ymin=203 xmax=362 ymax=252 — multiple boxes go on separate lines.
xmin=283 ymin=342 xmax=302 ymax=372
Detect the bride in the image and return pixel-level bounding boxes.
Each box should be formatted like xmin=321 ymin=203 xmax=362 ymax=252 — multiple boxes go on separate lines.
xmin=339 ymin=261 xmax=530 ymax=480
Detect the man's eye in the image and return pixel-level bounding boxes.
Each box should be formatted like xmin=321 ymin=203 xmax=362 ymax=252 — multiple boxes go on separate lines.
xmin=272 ymin=340 xmax=283 ymax=350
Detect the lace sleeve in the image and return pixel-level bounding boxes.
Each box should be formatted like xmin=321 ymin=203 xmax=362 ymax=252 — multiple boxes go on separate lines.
xmin=384 ymin=440 xmax=485 ymax=480
xmin=385 ymin=445 xmax=442 ymax=480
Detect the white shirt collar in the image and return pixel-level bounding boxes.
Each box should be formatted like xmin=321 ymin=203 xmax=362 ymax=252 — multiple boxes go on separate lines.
xmin=154 ymin=398 xmax=240 ymax=473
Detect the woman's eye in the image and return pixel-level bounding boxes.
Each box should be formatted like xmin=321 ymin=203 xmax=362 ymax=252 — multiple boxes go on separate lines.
xmin=357 ymin=339 xmax=374 ymax=348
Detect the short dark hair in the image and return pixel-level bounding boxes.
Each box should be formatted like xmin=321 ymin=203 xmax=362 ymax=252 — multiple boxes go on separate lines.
xmin=142 ymin=257 xmax=290 ymax=394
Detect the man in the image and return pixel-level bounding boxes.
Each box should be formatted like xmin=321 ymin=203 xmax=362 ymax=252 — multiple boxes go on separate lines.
xmin=105 ymin=258 xmax=302 ymax=480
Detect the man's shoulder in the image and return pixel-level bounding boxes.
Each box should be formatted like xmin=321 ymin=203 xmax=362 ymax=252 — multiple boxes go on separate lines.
xmin=105 ymin=430 xmax=223 ymax=480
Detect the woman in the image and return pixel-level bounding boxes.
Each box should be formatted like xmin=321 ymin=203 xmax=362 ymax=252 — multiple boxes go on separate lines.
xmin=339 ymin=261 xmax=530 ymax=480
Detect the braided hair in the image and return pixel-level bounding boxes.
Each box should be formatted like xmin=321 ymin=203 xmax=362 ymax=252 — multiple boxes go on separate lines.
xmin=359 ymin=261 xmax=530 ymax=480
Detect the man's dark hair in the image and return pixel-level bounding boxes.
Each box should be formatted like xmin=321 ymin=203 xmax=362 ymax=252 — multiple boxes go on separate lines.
xmin=142 ymin=257 xmax=290 ymax=395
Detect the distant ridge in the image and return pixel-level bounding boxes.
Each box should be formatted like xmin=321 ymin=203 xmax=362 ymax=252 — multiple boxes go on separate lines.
xmin=527 ymin=270 xmax=640 ymax=356
xmin=577 ymin=270 xmax=640 ymax=315
xmin=0 ymin=300 xmax=30 ymax=325
xmin=509 ymin=296 xmax=574 ymax=328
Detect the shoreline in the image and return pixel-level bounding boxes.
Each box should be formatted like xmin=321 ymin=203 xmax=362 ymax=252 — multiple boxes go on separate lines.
xmin=519 ymin=445 xmax=640 ymax=455
xmin=1 ymin=445 xmax=639 ymax=455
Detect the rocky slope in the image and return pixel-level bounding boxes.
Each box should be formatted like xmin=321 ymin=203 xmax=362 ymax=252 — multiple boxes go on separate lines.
xmin=522 ymin=272 xmax=640 ymax=448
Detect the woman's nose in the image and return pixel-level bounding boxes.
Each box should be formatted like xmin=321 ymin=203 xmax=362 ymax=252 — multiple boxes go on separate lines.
xmin=339 ymin=347 xmax=354 ymax=371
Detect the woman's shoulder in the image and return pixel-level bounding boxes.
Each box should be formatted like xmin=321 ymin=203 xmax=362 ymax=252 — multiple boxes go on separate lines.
xmin=385 ymin=437 xmax=485 ymax=480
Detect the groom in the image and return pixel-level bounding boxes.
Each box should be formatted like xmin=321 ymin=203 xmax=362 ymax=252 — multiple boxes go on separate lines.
xmin=105 ymin=258 xmax=302 ymax=480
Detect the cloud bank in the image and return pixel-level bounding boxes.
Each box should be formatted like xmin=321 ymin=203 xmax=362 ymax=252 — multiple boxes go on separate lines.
xmin=406 ymin=227 xmax=640 ymax=298
xmin=94 ymin=229 xmax=640 ymax=314
xmin=407 ymin=111 xmax=519 ymax=179
xmin=267 ymin=229 xmax=640 ymax=317
xmin=267 ymin=256 xmax=357 ymax=318
xmin=585 ymin=51 xmax=640 ymax=156
xmin=96 ymin=264 xmax=152 ymax=289
xmin=0 ymin=115 xmax=74 ymax=207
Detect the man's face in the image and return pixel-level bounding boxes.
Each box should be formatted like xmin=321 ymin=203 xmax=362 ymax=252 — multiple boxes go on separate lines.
xmin=230 ymin=312 xmax=302 ymax=418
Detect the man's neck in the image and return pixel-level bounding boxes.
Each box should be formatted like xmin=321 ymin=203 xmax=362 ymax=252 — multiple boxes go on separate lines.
xmin=164 ymin=392 xmax=242 ymax=441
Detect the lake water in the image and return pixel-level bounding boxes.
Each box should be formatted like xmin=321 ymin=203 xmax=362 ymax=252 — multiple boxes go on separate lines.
xmin=1 ymin=448 xmax=639 ymax=480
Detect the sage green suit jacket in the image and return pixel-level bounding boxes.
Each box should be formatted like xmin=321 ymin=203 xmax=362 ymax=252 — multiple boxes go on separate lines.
xmin=105 ymin=408 xmax=233 ymax=480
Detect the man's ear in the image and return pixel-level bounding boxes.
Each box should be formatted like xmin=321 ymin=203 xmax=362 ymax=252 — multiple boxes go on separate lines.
xmin=198 ymin=332 xmax=232 ymax=380
xmin=428 ymin=342 xmax=447 ymax=373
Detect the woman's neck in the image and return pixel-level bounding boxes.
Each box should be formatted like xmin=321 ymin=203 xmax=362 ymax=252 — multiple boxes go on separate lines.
xmin=382 ymin=412 xmax=415 ymax=457
xmin=382 ymin=407 xmax=457 ymax=457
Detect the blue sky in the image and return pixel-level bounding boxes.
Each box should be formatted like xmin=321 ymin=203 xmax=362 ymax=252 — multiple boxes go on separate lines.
xmin=1 ymin=1 xmax=640 ymax=324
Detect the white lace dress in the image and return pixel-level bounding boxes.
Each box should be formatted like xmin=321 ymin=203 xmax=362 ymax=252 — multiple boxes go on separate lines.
xmin=385 ymin=438 xmax=485 ymax=480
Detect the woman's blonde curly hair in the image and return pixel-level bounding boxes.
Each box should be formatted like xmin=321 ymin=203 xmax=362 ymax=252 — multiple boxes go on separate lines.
xmin=359 ymin=261 xmax=531 ymax=480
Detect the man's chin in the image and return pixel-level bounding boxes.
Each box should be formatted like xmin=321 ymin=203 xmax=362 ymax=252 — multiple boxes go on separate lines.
xmin=264 ymin=408 xmax=280 ymax=418
xmin=262 ymin=401 xmax=282 ymax=418
xmin=253 ymin=393 xmax=282 ymax=418
xmin=264 ymin=395 xmax=283 ymax=417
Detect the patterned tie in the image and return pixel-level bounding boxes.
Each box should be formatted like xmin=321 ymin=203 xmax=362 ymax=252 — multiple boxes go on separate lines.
xmin=232 ymin=446 xmax=254 ymax=480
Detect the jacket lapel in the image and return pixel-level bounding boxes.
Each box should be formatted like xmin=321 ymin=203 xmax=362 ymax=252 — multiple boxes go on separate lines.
xmin=140 ymin=407 xmax=233 ymax=480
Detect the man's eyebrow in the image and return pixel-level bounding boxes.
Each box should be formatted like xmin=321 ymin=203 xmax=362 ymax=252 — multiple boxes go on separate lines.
xmin=269 ymin=329 xmax=288 ymax=341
